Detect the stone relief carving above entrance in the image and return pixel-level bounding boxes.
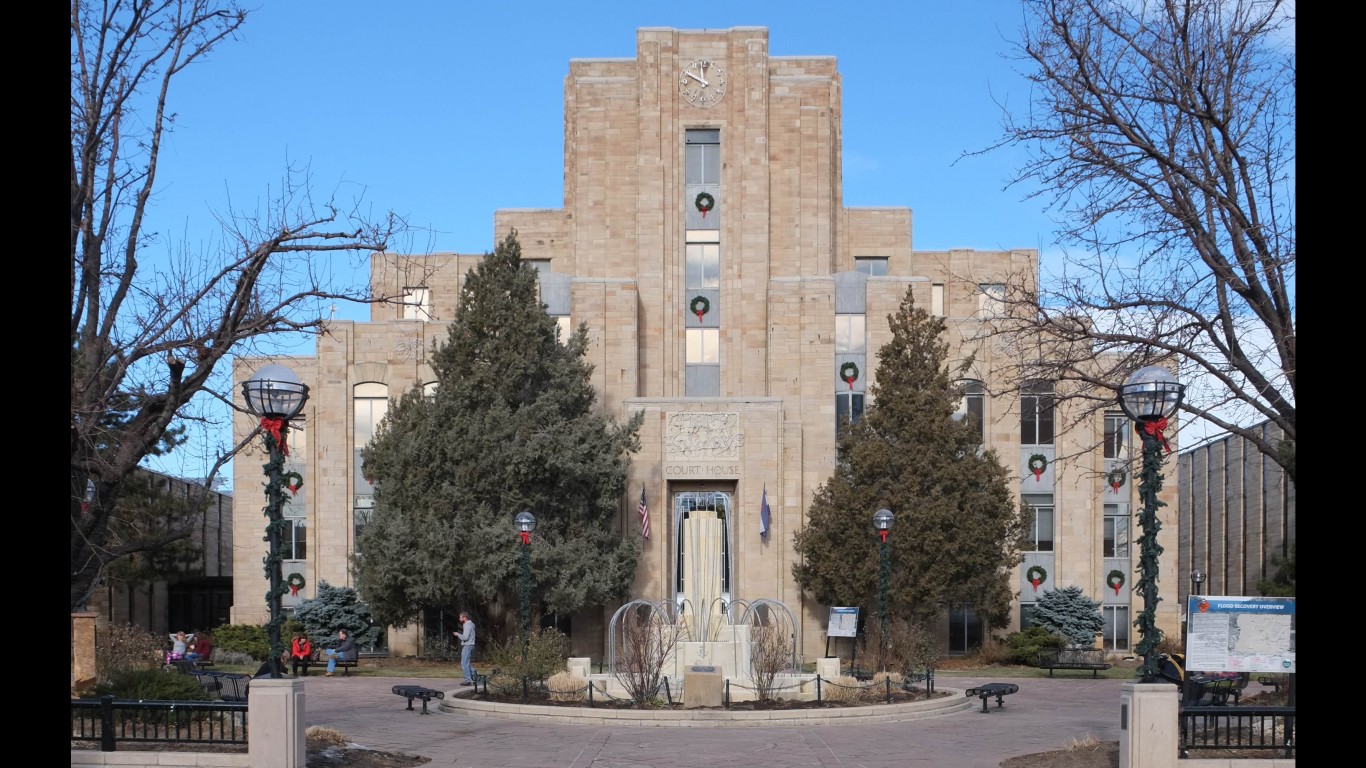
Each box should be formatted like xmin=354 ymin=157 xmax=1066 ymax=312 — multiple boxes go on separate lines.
xmin=664 ymin=412 xmax=744 ymax=460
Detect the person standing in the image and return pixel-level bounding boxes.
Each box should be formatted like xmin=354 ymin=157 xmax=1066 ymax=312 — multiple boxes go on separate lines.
xmin=453 ymin=612 xmax=476 ymax=685
xmin=322 ymin=628 xmax=356 ymax=677
xmin=290 ymin=632 xmax=313 ymax=677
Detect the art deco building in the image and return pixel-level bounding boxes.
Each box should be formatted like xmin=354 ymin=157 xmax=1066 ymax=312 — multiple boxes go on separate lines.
xmin=231 ymin=27 xmax=1180 ymax=659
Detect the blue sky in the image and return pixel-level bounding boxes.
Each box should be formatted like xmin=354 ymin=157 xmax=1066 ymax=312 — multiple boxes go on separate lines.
xmin=143 ymin=1 xmax=1074 ymax=480
xmin=150 ymin=1 xmax=1059 ymax=302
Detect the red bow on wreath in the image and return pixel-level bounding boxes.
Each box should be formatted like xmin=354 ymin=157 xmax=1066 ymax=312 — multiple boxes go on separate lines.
xmin=1142 ymin=417 xmax=1172 ymax=453
xmin=260 ymin=417 xmax=289 ymax=456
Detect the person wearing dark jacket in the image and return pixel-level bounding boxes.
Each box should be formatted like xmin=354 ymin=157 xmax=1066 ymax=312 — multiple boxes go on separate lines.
xmin=323 ymin=628 xmax=356 ymax=677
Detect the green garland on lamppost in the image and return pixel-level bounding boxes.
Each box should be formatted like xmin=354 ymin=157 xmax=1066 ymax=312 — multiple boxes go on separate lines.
xmin=873 ymin=508 xmax=894 ymax=673
xmin=1118 ymin=366 xmax=1184 ymax=683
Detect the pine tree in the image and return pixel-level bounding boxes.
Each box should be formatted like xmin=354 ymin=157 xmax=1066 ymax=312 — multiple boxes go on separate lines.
xmin=1030 ymin=585 xmax=1105 ymax=648
xmin=354 ymin=232 xmax=644 ymax=636
xmin=294 ymin=581 xmax=383 ymax=648
xmin=793 ymin=289 xmax=1027 ymax=628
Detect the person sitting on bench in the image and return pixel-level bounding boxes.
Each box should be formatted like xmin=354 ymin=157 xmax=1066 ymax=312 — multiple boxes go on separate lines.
xmin=290 ymin=632 xmax=312 ymax=677
xmin=322 ymin=628 xmax=356 ymax=677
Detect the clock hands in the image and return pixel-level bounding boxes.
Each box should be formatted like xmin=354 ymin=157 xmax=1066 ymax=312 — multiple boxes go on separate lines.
xmin=685 ymin=66 xmax=709 ymax=88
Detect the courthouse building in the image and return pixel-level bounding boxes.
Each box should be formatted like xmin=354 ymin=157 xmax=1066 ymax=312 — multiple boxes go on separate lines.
xmin=231 ymin=27 xmax=1180 ymax=659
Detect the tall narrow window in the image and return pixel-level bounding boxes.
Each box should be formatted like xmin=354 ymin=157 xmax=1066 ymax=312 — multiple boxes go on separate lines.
xmin=931 ymin=283 xmax=945 ymax=316
xmin=948 ymin=605 xmax=983 ymax=654
xmin=1020 ymin=381 xmax=1055 ymax=445
xmin=835 ymin=314 xmax=866 ymax=354
xmin=955 ymin=379 xmax=986 ymax=444
xmin=685 ymin=130 xmax=721 ymax=184
xmin=1103 ymin=504 xmax=1130 ymax=557
xmin=1102 ymin=606 xmax=1130 ymax=651
xmin=554 ymin=315 xmax=573 ymax=344
xmin=836 ymin=392 xmax=865 ymax=440
xmin=354 ymin=382 xmax=389 ymax=501
xmin=686 ymin=231 xmax=720 ymax=289
xmin=978 ymin=283 xmax=1005 ymax=318
xmin=1104 ymin=412 xmax=1127 ymax=458
xmin=401 ymin=287 xmax=431 ymax=320
xmin=1022 ymin=494 xmax=1054 ymax=551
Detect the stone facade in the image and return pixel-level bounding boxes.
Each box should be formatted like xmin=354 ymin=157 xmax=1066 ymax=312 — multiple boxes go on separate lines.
xmin=231 ymin=27 xmax=1181 ymax=661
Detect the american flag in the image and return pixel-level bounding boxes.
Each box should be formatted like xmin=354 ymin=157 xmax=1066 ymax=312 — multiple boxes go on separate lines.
xmin=637 ymin=486 xmax=650 ymax=539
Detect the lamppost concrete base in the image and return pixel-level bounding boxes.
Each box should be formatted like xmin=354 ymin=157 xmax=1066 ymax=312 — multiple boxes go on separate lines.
xmin=1119 ymin=681 xmax=1179 ymax=768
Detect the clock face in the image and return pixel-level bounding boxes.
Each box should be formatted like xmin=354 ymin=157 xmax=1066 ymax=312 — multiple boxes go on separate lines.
xmin=679 ymin=59 xmax=728 ymax=107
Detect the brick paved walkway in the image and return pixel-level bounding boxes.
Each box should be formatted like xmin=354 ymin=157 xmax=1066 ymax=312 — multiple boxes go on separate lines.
xmin=303 ymin=674 xmax=1128 ymax=768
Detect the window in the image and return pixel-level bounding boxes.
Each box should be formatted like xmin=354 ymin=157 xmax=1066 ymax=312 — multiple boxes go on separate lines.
xmin=527 ymin=259 xmax=551 ymax=303
xmin=855 ymin=257 xmax=888 ymax=276
xmin=1020 ymin=603 xmax=1038 ymax=631
xmin=401 ymin=287 xmax=431 ymax=320
xmin=354 ymin=496 xmax=374 ymax=553
xmin=978 ymin=283 xmax=1005 ymax=318
xmin=948 ymin=605 xmax=983 ymax=655
xmin=685 ymin=130 xmax=721 ymax=184
xmin=283 ymin=518 xmax=306 ymax=560
xmin=354 ymin=383 xmax=389 ymax=447
xmin=1022 ymin=494 xmax=1054 ymax=551
xmin=836 ymin=392 xmax=865 ymax=439
xmin=1104 ymin=412 xmax=1128 ymax=459
xmin=686 ymin=328 xmax=719 ymax=364
xmin=422 ymin=381 xmax=438 ymax=400
xmin=1102 ymin=606 xmax=1130 ymax=651
xmin=955 ymin=379 xmax=985 ymax=443
xmin=1020 ymin=381 xmax=1055 ymax=445
xmin=931 ymin=283 xmax=945 ymax=316
xmin=686 ymin=231 xmax=720 ymax=289
xmin=554 ymin=316 xmax=573 ymax=343
xmin=1103 ymin=504 xmax=1130 ymax=557
xmin=835 ymin=314 xmax=866 ymax=354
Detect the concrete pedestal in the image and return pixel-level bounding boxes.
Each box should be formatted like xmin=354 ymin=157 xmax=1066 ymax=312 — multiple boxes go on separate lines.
xmin=249 ymin=678 xmax=306 ymax=768
xmin=1120 ymin=682 xmax=1179 ymax=768
xmin=683 ymin=667 xmax=724 ymax=708
xmin=71 ymin=612 xmax=98 ymax=694
xmin=815 ymin=657 xmax=841 ymax=680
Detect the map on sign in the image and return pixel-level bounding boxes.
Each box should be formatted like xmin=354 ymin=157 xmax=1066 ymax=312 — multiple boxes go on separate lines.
xmin=827 ymin=606 xmax=859 ymax=638
xmin=1186 ymin=596 xmax=1295 ymax=674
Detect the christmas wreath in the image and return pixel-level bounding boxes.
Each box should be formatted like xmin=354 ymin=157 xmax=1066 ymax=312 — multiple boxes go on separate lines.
xmin=694 ymin=191 xmax=715 ymax=217
xmin=1106 ymin=468 xmax=1126 ymax=494
xmin=1026 ymin=565 xmax=1047 ymax=592
xmin=287 ymin=572 xmax=306 ymax=597
xmin=1027 ymin=453 xmax=1049 ymax=481
xmin=839 ymin=361 xmax=860 ymax=390
xmin=283 ymin=471 xmax=304 ymax=496
xmin=1107 ymin=569 xmax=1126 ymax=596
xmin=690 ymin=295 xmax=711 ymax=321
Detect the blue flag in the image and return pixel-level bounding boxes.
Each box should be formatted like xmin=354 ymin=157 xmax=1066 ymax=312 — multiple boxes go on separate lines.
xmin=760 ymin=486 xmax=771 ymax=538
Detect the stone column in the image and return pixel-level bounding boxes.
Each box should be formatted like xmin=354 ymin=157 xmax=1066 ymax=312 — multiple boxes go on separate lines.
xmin=71 ymin=612 xmax=98 ymax=693
xmin=1119 ymin=681 xmax=1179 ymax=768
xmin=249 ymin=677 xmax=307 ymax=768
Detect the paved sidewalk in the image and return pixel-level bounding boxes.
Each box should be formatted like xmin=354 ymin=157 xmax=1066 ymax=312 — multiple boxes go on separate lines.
xmin=302 ymin=674 xmax=1128 ymax=768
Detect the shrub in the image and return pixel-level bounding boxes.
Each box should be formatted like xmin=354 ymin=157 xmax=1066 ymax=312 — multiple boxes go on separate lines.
xmin=95 ymin=623 xmax=166 ymax=683
xmin=485 ymin=626 xmax=570 ymax=683
xmin=213 ymin=623 xmax=270 ymax=660
xmin=92 ymin=668 xmax=209 ymax=701
xmin=1031 ymin=585 xmax=1105 ymax=647
xmin=999 ymin=626 xmax=1066 ymax=665
xmin=293 ymin=581 xmax=383 ymax=648
xmin=546 ymin=671 xmax=588 ymax=702
xmin=860 ymin=618 xmax=939 ymax=677
xmin=305 ymin=726 xmax=348 ymax=747
xmin=821 ymin=675 xmax=863 ymax=702
xmin=972 ymin=634 xmax=1015 ymax=666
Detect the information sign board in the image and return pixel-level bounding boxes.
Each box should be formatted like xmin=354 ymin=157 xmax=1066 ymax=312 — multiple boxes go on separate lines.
xmin=1186 ymin=595 xmax=1295 ymax=674
xmin=827 ymin=606 xmax=859 ymax=638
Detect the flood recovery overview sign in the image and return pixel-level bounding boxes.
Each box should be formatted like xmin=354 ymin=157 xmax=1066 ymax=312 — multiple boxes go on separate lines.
xmin=1186 ymin=596 xmax=1295 ymax=673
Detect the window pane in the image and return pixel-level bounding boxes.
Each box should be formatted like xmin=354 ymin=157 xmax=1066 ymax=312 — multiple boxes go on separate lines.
xmin=687 ymin=329 xmax=719 ymax=364
xmin=855 ymin=257 xmax=888 ymax=276
xmin=685 ymin=243 xmax=719 ymax=289
xmin=931 ymin=283 xmax=945 ymax=316
xmin=1104 ymin=413 xmax=1127 ymax=458
xmin=835 ymin=315 xmax=865 ymax=353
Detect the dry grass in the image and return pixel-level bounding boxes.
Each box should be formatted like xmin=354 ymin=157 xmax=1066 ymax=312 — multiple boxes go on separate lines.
xmin=546 ymin=671 xmax=587 ymax=702
xmin=1064 ymin=735 xmax=1103 ymax=751
xmin=305 ymin=726 xmax=348 ymax=747
xmin=822 ymin=675 xmax=863 ymax=702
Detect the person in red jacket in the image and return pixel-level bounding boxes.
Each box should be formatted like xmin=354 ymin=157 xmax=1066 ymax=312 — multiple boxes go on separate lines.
xmin=290 ymin=633 xmax=313 ymax=677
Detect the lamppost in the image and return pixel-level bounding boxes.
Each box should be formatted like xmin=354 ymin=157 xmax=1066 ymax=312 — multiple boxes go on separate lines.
xmin=1117 ymin=365 xmax=1184 ymax=682
xmin=873 ymin=508 xmax=894 ymax=673
xmin=514 ymin=510 xmax=536 ymax=636
xmin=241 ymin=364 xmax=310 ymax=679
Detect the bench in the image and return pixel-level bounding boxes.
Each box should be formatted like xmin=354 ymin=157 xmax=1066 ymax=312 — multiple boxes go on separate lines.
xmin=392 ymin=685 xmax=445 ymax=714
xmin=1257 ymin=675 xmax=1282 ymax=693
xmin=313 ymin=649 xmax=358 ymax=676
xmin=1037 ymin=648 xmax=1113 ymax=678
xmin=1184 ymin=672 xmax=1249 ymax=706
xmin=964 ymin=682 xmax=1019 ymax=713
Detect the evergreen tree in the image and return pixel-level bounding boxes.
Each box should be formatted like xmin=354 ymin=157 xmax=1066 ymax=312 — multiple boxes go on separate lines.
xmin=1030 ymin=585 xmax=1105 ymax=648
xmin=354 ymin=232 xmax=644 ymax=636
xmin=1256 ymin=543 xmax=1295 ymax=597
xmin=293 ymin=581 xmax=384 ymax=648
xmin=793 ymin=289 xmax=1027 ymax=629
